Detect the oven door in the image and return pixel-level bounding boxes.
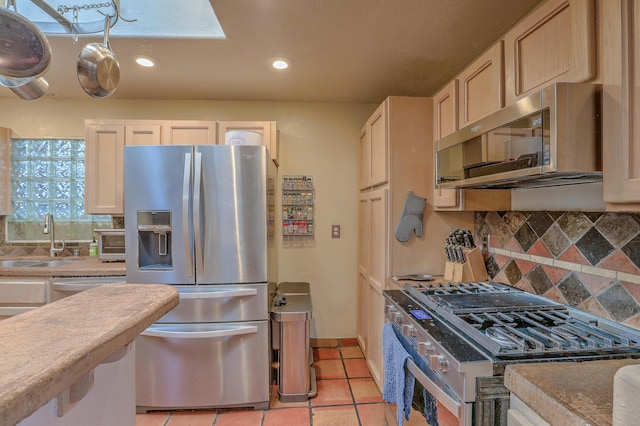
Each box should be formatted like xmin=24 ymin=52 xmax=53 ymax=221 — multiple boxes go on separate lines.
xmin=384 ymin=340 xmax=473 ymax=426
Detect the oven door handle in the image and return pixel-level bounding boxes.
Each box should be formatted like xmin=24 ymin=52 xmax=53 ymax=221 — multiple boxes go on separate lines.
xmin=406 ymin=358 xmax=463 ymax=420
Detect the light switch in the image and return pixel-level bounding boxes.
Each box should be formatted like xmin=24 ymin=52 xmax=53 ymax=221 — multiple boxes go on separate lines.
xmin=331 ymin=225 xmax=341 ymax=238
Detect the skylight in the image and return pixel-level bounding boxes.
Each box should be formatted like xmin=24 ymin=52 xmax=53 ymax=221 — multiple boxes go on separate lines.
xmin=11 ymin=0 xmax=226 ymax=39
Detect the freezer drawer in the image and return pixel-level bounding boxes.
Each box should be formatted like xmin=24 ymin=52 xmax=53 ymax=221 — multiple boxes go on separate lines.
xmin=157 ymin=283 xmax=269 ymax=323
xmin=135 ymin=320 xmax=270 ymax=411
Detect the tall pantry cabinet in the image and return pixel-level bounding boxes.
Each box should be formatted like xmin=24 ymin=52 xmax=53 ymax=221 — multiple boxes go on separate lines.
xmin=357 ymin=96 xmax=434 ymax=390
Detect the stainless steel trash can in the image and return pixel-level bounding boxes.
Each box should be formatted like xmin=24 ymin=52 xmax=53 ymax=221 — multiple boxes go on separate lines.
xmin=271 ymin=282 xmax=316 ymax=402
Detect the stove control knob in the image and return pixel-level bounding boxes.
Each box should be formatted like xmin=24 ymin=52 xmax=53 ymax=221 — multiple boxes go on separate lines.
xmin=384 ymin=306 xmax=397 ymax=321
xmin=417 ymin=341 xmax=434 ymax=356
xmin=401 ymin=325 xmax=416 ymax=338
xmin=429 ymin=354 xmax=449 ymax=373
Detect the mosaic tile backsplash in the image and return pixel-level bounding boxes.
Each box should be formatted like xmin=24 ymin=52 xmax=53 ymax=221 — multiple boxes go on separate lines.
xmin=475 ymin=211 xmax=640 ymax=329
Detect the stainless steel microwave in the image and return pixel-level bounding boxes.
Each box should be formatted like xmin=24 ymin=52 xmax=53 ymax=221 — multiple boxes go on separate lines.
xmin=435 ymin=83 xmax=602 ymax=189
xmin=95 ymin=229 xmax=125 ymax=262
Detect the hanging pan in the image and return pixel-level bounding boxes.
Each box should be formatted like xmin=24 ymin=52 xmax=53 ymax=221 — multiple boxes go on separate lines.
xmin=0 ymin=5 xmax=52 ymax=79
xmin=77 ymin=14 xmax=120 ymax=98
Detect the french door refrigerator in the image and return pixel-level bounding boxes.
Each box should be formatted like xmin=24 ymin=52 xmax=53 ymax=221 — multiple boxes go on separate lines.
xmin=124 ymin=144 xmax=277 ymax=412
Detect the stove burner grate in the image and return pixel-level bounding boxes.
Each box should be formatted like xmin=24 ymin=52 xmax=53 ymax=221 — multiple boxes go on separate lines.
xmin=463 ymin=308 xmax=639 ymax=355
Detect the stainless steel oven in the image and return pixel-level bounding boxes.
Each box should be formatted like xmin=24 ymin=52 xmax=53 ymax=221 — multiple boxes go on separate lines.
xmin=383 ymin=281 xmax=640 ymax=426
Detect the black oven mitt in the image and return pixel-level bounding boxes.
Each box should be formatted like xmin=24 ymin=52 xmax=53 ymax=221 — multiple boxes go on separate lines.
xmin=394 ymin=190 xmax=426 ymax=242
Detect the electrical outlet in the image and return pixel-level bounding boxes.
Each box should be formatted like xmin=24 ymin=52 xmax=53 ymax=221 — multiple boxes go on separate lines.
xmin=331 ymin=224 xmax=341 ymax=238
xmin=482 ymin=234 xmax=490 ymax=251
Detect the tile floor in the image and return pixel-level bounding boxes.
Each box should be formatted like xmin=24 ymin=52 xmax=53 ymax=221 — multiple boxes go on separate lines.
xmin=135 ymin=338 xmax=430 ymax=426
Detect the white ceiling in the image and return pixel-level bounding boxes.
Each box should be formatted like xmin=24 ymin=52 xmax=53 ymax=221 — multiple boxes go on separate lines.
xmin=0 ymin=0 xmax=545 ymax=103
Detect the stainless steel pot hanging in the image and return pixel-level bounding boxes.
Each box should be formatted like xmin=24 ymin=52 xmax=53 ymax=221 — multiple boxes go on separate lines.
xmin=0 ymin=4 xmax=52 ymax=79
xmin=76 ymin=13 xmax=120 ymax=98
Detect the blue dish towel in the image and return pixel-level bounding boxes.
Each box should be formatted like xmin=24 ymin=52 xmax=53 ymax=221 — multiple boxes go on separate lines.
xmin=382 ymin=322 xmax=415 ymax=426
xmin=423 ymin=387 xmax=440 ymax=426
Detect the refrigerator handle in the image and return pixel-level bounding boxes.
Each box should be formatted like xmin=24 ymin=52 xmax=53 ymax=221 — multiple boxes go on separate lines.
xmin=193 ymin=151 xmax=204 ymax=276
xmin=183 ymin=152 xmax=193 ymax=277
xmin=141 ymin=325 xmax=258 ymax=339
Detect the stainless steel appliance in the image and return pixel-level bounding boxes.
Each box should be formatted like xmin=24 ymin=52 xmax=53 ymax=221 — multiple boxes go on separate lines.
xmin=94 ymin=229 xmax=126 ymax=262
xmin=124 ymin=145 xmax=277 ymax=412
xmin=436 ymin=83 xmax=602 ymax=189
xmin=383 ymin=281 xmax=640 ymax=426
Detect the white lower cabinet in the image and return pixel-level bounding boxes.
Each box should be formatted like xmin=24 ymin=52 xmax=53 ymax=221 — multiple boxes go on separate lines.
xmin=19 ymin=343 xmax=136 ymax=426
xmin=507 ymin=394 xmax=550 ymax=426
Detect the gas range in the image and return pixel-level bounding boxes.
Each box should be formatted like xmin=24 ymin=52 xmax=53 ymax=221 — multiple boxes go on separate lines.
xmin=383 ymin=280 xmax=640 ymax=425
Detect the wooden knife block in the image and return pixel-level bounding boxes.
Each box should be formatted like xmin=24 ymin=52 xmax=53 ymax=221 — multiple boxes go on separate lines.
xmin=443 ymin=247 xmax=489 ymax=282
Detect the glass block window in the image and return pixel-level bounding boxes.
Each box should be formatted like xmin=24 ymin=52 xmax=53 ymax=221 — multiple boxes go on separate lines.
xmin=5 ymin=138 xmax=111 ymax=242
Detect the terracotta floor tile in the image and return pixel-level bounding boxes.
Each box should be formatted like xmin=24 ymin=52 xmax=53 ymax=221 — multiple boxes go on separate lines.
xmin=339 ymin=338 xmax=359 ymax=347
xmin=269 ymin=384 xmax=310 ymax=409
xmin=315 ymin=347 xmax=341 ymax=360
xmin=315 ymin=359 xmax=346 ymax=379
xmin=388 ymin=404 xmax=430 ymax=426
xmin=344 ymin=358 xmax=372 ymax=378
xmin=311 ymin=405 xmax=360 ymax=426
xmin=350 ymin=378 xmax=383 ymax=404
xmin=263 ymin=407 xmax=311 ymax=426
xmin=135 ymin=412 xmax=171 ymax=426
xmin=214 ymin=409 xmax=264 ymax=426
xmin=166 ymin=410 xmax=218 ymax=425
xmin=340 ymin=346 xmax=364 ymax=359
xmin=312 ymin=338 xmax=339 ymax=348
xmin=311 ymin=379 xmax=354 ymax=406
xmin=356 ymin=402 xmax=386 ymax=426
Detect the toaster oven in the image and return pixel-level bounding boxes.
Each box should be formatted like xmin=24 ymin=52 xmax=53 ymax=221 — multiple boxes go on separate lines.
xmin=95 ymin=229 xmax=125 ymax=262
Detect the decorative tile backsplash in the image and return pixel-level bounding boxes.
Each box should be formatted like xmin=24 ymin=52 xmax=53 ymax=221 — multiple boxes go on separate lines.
xmin=475 ymin=211 xmax=640 ymax=329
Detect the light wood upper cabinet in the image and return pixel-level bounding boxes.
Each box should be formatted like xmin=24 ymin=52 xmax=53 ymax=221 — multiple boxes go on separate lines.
xmin=125 ymin=124 xmax=162 ymax=146
xmin=217 ymin=121 xmax=279 ymax=165
xmin=359 ymin=102 xmax=388 ymax=189
xmin=504 ymin=0 xmax=596 ymax=105
xmin=0 ymin=127 xmax=12 ymax=215
xmin=432 ymin=81 xmax=463 ymax=210
xmin=85 ymin=123 xmax=125 ymax=215
xmin=162 ymin=121 xmax=217 ymax=145
xmin=458 ymin=42 xmax=504 ymax=127
xmin=602 ymin=0 xmax=640 ymax=209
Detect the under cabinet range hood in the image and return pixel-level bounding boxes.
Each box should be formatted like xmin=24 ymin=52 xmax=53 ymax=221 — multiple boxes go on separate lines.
xmin=436 ymin=83 xmax=602 ymax=189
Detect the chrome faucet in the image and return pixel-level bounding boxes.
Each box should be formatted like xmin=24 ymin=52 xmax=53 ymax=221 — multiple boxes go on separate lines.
xmin=42 ymin=212 xmax=65 ymax=257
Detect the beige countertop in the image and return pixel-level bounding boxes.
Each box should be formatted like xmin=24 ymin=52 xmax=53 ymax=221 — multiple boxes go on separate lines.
xmin=0 ymin=283 xmax=178 ymax=426
xmin=505 ymin=358 xmax=640 ymax=426
xmin=0 ymin=256 xmax=126 ymax=277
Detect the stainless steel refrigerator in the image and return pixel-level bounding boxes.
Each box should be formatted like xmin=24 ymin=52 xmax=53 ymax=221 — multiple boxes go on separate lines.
xmin=124 ymin=144 xmax=277 ymax=412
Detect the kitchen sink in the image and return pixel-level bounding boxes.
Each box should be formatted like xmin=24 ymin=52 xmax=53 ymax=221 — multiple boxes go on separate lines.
xmin=0 ymin=260 xmax=44 ymax=267
xmin=29 ymin=260 xmax=79 ymax=267
xmin=0 ymin=259 xmax=79 ymax=268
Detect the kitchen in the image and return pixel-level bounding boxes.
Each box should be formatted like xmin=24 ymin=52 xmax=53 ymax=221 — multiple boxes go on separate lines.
xmin=2 ymin=0 xmax=640 ymax=425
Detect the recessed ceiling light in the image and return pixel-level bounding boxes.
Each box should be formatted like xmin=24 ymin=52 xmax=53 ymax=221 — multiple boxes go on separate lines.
xmin=135 ymin=56 xmax=157 ymax=68
xmin=271 ymin=57 xmax=292 ymax=70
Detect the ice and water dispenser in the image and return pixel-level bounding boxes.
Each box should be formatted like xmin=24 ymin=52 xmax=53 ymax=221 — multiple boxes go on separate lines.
xmin=136 ymin=211 xmax=172 ymax=269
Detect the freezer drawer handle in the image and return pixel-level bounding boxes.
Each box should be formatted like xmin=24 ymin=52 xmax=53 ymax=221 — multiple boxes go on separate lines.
xmin=141 ymin=325 xmax=258 ymax=339
xmin=179 ymin=288 xmax=258 ymax=299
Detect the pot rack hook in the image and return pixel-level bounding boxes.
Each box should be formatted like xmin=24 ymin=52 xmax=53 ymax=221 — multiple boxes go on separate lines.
xmin=95 ymin=1 xmax=136 ymax=26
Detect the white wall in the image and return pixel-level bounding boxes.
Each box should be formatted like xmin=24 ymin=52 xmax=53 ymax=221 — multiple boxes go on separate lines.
xmin=0 ymin=97 xmax=377 ymax=338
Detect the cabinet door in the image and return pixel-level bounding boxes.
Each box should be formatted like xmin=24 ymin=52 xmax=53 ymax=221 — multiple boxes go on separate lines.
xmin=356 ymin=271 xmax=369 ymax=355
xmin=366 ymin=285 xmax=385 ymax=391
xmin=458 ymin=42 xmax=504 ymax=128
xmin=358 ymin=126 xmax=370 ymax=190
xmin=369 ymin=102 xmax=388 ymax=187
xmin=0 ymin=127 xmax=12 ymax=215
xmin=369 ymin=188 xmax=387 ymax=292
xmin=125 ymin=124 xmax=162 ymax=146
xmin=358 ymin=194 xmax=370 ymax=274
xmin=162 ymin=121 xmax=217 ymax=145
xmin=432 ymin=81 xmax=462 ymax=210
xmin=217 ymin=121 xmax=278 ymax=165
xmin=504 ymin=0 xmax=596 ymax=105
xmin=603 ymin=0 xmax=640 ymax=208
xmin=85 ymin=124 xmax=124 ymax=215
